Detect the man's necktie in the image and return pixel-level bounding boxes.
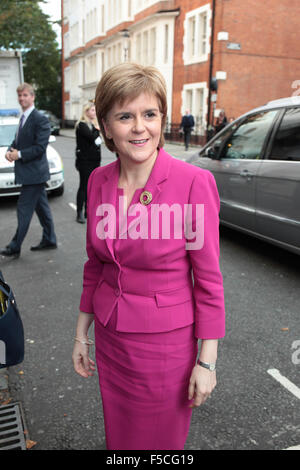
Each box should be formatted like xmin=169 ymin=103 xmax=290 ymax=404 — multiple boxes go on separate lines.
xmin=16 ymin=114 xmax=25 ymax=145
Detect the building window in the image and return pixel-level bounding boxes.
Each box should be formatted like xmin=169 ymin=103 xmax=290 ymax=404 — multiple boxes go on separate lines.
xmin=182 ymin=83 xmax=208 ymax=135
xmin=70 ymin=22 xmax=79 ymax=51
xmin=71 ymin=61 xmax=80 ymax=88
xmin=64 ymin=32 xmax=70 ymax=59
xmin=64 ymin=67 xmax=70 ymax=92
xmin=134 ymin=27 xmax=156 ymax=66
xmin=149 ymin=28 xmax=156 ymax=65
xmin=164 ymin=24 xmax=169 ymax=63
xmin=101 ymin=4 xmax=105 ymax=33
xmin=136 ymin=33 xmax=142 ymax=63
xmin=200 ymin=12 xmax=207 ymax=55
xmin=143 ymin=30 xmax=148 ymax=64
xmin=101 ymin=52 xmax=105 ymax=75
xmin=107 ymin=47 xmax=112 ymax=68
xmin=105 ymin=41 xmax=124 ymax=68
xmin=86 ymin=53 xmax=97 ymax=83
xmin=184 ymin=4 xmax=210 ymax=64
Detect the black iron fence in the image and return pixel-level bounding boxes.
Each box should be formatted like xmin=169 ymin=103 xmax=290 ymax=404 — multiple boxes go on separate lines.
xmin=164 ymin=121 xmax=206 ymax=147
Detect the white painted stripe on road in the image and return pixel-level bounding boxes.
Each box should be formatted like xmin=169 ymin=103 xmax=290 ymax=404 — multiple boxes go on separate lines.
xmin=267 ymin=368 xmax=300 ymax=400
xmin=69 ymin=202 xmax=77 ymax=211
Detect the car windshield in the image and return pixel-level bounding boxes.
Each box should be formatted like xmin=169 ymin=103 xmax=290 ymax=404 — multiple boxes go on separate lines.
xmin=0 ymin=124 xmax=18 ymax=146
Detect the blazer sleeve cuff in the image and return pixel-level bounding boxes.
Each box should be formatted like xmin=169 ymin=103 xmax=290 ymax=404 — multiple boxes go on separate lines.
xmin=79 ymin=287 xmax=96 ymax=313
xmin=194 ymin=314 xmax=226 ymax=339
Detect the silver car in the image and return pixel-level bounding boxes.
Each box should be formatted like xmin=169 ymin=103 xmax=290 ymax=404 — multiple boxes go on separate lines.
xmin=187 ymin=97 xmax=300 ymax=255
xmin=0 ymin=116 xmax=64 ymax=197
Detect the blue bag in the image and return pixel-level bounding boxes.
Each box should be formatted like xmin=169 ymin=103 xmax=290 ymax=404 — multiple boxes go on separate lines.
xmin=0 ymin=270 xmax=24 ymax=369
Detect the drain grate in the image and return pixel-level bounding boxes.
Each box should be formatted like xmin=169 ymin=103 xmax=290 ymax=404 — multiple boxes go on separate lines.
xmin=0 ymin=402 xmax=27 ymax=450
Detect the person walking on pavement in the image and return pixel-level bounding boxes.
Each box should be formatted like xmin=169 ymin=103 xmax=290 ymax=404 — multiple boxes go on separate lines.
xmin=75 ymin=103 xmax=102 ymax=224
xmin=0 ymin=83 xmax=57 ymax=259
xmin=180 ymin=110 xmax=195 ymax=151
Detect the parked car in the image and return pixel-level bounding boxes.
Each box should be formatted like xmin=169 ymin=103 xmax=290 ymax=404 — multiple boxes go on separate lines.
xmin=39 ymin=110 xmax=60 ymax=135
xmin=0 ymin=115 xmax=64 ymax=197
xmin=187 ymin=97 xmax=300 ymax=255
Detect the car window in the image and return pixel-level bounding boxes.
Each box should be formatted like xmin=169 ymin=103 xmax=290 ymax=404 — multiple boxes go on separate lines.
xmin=202 ymin=121 xmax=240 ymax=158
xmin=221 ymin=110 xmax=278 ymax=160
xmin=0 ymin=124 xmax=18 ymax=146
xmin=270 ymin=107 xmax=300 ymax=161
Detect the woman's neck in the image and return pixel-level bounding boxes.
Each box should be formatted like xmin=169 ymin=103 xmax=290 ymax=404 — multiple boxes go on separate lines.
xmin=118 ymin=150 xmax=158 ymax=189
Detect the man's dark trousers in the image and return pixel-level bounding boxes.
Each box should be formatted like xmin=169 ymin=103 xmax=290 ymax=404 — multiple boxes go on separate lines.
xmin=9 ymin=184 xmax=56 ymax=253
xmin=184 ymin=129 xmax=192 ymax=150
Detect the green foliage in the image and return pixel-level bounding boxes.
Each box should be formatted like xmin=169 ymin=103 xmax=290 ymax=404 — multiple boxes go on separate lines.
xmin=0 ymin=0 xmax=62 ymax=118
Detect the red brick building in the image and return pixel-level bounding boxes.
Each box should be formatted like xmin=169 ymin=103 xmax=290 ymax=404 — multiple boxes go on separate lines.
xmin=62 ymin=0 xmax=300 ymax=141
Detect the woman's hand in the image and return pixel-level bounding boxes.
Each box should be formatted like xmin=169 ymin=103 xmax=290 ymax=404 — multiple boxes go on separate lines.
xmin=188 ymin=364 xmax=217 ymax=408
xmin=72 ymin=341 xmax=96 ymax=378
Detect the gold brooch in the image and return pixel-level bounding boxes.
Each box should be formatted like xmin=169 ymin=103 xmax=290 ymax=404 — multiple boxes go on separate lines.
xmin=140 ymin=190 xmax=152 ymax=205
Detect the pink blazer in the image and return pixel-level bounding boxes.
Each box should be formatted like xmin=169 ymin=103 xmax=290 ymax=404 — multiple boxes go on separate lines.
xmin=79 ymin=148 xmax=225 ymax=339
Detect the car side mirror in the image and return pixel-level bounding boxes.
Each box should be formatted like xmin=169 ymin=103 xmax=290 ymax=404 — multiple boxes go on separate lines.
xmin=206 ymin=147 xmax=219 ymax=159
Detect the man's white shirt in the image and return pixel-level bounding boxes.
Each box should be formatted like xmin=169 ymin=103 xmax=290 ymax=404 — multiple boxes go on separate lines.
xmin=17 ymin=106 xmax=35 ymax=159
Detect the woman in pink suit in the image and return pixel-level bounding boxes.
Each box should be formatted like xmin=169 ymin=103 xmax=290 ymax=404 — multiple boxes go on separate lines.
xmin=72 ymin=63 xmax=225 ymax=450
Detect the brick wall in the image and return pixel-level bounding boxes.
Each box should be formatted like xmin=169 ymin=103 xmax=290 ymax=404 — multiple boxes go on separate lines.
xmin=171 ymin=0 xmax=300 ymax=128
xmin=215 ymin=0 xmax=300 ymax=119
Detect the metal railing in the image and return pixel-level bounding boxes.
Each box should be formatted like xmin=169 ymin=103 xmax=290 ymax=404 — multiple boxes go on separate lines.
xmin=164 ymin=117 xmax=206 ymax=146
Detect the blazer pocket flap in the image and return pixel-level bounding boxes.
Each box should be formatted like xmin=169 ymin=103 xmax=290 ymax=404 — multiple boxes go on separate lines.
xmin=155 ymin=285 xmax=192 ymax=307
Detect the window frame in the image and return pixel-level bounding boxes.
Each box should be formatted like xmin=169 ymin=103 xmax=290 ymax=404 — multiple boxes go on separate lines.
xmin=183 ymin=4 xmax=211 ymax=65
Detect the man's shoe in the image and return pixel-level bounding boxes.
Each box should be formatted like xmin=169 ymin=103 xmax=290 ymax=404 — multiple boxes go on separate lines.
xmin=30 ymin=242 xmax=57 ymax=251
xmin=0 ymin=247 xmax=20 ymax=258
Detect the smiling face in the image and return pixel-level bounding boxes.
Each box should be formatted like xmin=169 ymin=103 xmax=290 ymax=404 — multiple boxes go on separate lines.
xmin=17 ymin=88 xmax=35 ymax=111
xmin=103 ymin=93 xmax=162 ymax=166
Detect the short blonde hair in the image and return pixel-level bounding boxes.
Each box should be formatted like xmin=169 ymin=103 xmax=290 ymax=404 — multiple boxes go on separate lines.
xmin=95 ymin=63 xmax=167 ymax=152
xmin=16 ymin=83 xmax=35 ymax=96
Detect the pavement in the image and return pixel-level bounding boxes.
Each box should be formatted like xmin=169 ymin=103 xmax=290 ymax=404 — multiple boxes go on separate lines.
xmin=0 ymin=367 xmax=10 ymax=403
xmin=59 ymin=127 xmax=200 ymax=160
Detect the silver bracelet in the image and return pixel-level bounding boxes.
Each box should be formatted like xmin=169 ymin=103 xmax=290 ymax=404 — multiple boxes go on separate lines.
xmin=197 ymin=359 xmax=216 ymax=371
xmin=74 ymin=337 xmax=94 ymax=346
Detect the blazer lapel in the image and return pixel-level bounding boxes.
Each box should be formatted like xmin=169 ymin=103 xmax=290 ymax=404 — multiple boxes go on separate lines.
xmin=100 ymin=158 xmax=120 ymax=258
xmin=21 ymin=109 xmax=35 ymax=132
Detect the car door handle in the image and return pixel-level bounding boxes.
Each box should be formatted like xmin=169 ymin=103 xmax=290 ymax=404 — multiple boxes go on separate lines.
xmin=239 ymin=169 xmax=254 ymax=178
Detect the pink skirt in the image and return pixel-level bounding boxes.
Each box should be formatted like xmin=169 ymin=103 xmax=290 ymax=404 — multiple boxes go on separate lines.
xmin=95 ymin=307 xmax=197 ymax=450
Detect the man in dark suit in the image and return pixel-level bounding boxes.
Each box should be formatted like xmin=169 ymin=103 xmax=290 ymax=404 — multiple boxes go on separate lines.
xmin=180 ymin=110 xmax=195 ymax=151
xmin=0 ymin=83 xmax=57 ymax=258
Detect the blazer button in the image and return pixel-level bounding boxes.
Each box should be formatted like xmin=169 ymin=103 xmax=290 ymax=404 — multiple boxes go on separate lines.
xmin=115 ymin=288 xmax=120 ymax=296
